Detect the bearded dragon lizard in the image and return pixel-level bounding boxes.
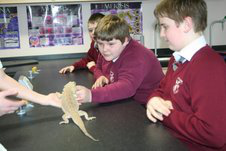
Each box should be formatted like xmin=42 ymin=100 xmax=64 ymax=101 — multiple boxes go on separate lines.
xmin=57 ymin=81 xmax=98 ymax=141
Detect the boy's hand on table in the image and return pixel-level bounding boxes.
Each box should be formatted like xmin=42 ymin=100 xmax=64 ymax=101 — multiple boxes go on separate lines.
xmin=146 ymin=97 xmax=173 ymax=123
xmin=59 ymin=66 xmax=75 ymax=74
xmin=92 ymin=76 xmax=109 ymax=89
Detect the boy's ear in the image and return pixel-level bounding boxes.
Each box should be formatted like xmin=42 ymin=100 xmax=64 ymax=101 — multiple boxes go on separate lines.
xmin=183 ymin=16 xmax=193 ymax=33
xmin=123 ymin=37 xmax=129 ymax=46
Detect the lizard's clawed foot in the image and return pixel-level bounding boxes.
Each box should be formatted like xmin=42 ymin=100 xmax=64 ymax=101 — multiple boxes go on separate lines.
xmin=79 ymin=110 xmax=96 ymax=121
xmin=86 ymin=116 xmax=96 ymax=120
xmin=59 ymin=121 xmax=69 ymax=124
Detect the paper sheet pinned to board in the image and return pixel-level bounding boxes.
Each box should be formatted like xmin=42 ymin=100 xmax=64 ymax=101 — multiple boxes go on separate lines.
xmin=0 ymin=143 xmax=7 ymax=151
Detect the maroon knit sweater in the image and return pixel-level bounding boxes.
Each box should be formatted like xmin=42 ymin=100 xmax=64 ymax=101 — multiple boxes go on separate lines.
xmin=72 ymin=41 xmax=99 ymax=73
xmin=92 ymin=39 xmax=164 ymax=104
xmin=150 ymin=45 xmax=226 ymax=151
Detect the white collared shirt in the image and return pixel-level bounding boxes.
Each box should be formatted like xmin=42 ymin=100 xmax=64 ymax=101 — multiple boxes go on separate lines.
xmin=173 ymin=35 xmax=207 ymax=62
xmin=112 ymin=57 xmax=119 ymax=62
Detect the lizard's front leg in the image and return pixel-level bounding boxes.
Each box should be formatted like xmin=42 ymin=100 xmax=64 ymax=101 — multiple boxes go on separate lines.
xmin=59 ymin=114 xmax=71 ymax=124
xmin=78 ymin=110 xmax=96 ymax=121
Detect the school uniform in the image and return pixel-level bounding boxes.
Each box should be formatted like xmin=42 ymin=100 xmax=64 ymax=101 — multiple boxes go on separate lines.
xmin=72 ymin=40 xmax=99 ymax=73
xmin=92 ymin=39 xmax=164 ymax=104
xmin=150 ymin=36 xmax=226 ymax=151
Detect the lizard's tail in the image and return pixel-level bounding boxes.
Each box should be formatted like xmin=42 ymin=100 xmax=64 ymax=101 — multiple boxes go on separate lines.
xmin=84 ymin=131 xmax=99 ymax=141
xmin=71 ymin=113 xmax=99 ymax=141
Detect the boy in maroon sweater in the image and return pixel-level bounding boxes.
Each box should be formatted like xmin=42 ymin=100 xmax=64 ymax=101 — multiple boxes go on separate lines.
xmin=75 ymin=14 xmax=164 ymax=104
xmin=59 ymin=13 xmax=104 ymax=74
xmin=146 ymin=0 xmax=226 ymax=150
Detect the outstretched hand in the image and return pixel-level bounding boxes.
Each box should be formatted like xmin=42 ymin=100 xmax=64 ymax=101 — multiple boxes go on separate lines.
xmin=0 ymin=90 xmax=26 ymax=117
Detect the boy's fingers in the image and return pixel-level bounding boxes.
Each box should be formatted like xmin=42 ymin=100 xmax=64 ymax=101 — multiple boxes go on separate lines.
xmin=164 ymin=101 xmax=173 ymax=109
xmin=104 ymin=78 xmax=109 ymax=84
xmin=92 ymin=81 xmax=102 ymax=89
xmin=146 ymin=109 xmax=157 ymax=123
xmin=156 ymin=105 xmax=170 ymax=116
xmin=91 ymin=84 xmax=95 ymax=89
xmin=151 ymin=108 xmax=164 ymax=121
xmin=150 ymin=99 xmax=170 ymax=117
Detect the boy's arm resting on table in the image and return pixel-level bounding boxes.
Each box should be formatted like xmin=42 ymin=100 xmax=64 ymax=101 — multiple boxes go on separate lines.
xmin=73 ymin=42 xmax=98 ymax=71
xmin=0 ymin=69 xmax=61 ymax=108
xmin=72 ymin=57 xmax=91 ymax=70
xmin=88 ymin=65 xmax=96 ymax=73
xmin=71 ymin=54 xmax=96 ymax=73
xmin=59 ymin=57 xmax=96 ymax=74
xmin=75 ymin=71 xmax=137 ymax=104
xmin=146 ymin=57 xmax=174 ymax=122
xmin=91 ymin=60 xmax=147 ymax=103
xmin=146 ymin=97 xmax=173 ymax=123
xmin=86 ymin=61 xmax=96 ymax=73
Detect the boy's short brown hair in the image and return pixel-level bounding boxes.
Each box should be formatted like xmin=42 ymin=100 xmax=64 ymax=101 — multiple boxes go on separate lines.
xmin=154 ymin=0 xmax=207 ymax=33
xmin=94 ymin=14 xmax=131 ymax=43
xmin=88 ymin=13 xmax=105 ymax=24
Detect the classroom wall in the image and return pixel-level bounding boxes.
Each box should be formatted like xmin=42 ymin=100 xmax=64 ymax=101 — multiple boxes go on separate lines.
xmin=0 ymin=0 xmax=226 ymax=58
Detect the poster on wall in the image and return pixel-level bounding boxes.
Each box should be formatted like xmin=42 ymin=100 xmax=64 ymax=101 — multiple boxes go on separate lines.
xmin=27 ymin=4 xmax=83 ymax=48
xmin=0 ymin=7 xmax=20 ymax=49
xmin=91 ymin=2 xmax=144 ymax=44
